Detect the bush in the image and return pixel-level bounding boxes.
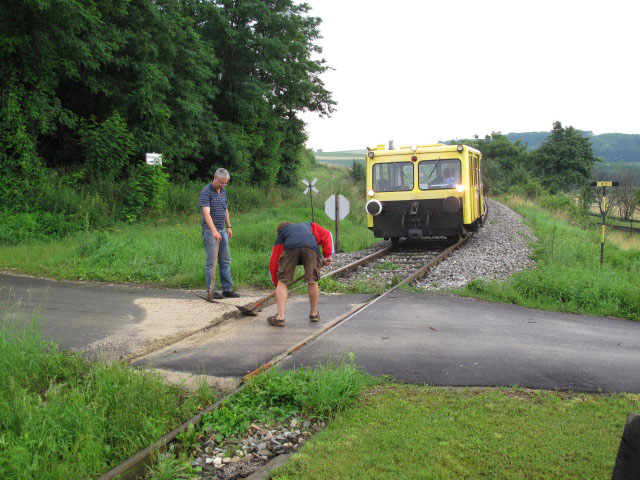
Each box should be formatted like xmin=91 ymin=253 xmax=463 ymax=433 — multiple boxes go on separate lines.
xmin=121 ymin=164 xmax=170 ymax=222
xmin=539 ymin=192 xmax=587 ymax=223
xmin=0 ymin=210 xmax=84 ymax=245
xmin=506 ymin=178 xmax=546 ymax=200
xmin=0 ymin=87 xmax=47 ymax=211
xmin=78 ymin=112 xmax=135 ymax=183
xmin=165 ymin=181 xmax=202 ymax=215
xmin=349 ymin=160 xmax=365 ymax=183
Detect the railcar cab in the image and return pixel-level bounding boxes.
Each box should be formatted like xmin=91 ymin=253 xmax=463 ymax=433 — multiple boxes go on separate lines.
xmin=365 ymin=143 xmax=484 ymax=243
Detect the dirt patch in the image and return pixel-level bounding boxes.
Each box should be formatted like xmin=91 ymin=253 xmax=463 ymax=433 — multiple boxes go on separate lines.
xmin=79 ymin=291 xmax=269 ymax=361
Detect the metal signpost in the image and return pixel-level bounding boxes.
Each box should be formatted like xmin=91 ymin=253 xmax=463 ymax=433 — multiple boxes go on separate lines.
xmin=302 ymin=178 xmax=318 ymax=223
xmin=324 ymin=194 xmax=350 ymax=253
xmin=590 ymin=181 xmax=619 ymax=266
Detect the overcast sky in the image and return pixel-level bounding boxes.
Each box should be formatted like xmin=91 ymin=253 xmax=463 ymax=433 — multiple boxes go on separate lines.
xmin=300 ymin=0 xmax=640 ymax=152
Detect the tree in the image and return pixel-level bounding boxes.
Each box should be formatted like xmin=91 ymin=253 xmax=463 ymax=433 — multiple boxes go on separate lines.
xmin=609 ymin=168 xmax=640 ymax=221
xmin=530 ymin=121 xmax=598 ymax=193
xmin=462 ymin=133 xmax=531 ymax=194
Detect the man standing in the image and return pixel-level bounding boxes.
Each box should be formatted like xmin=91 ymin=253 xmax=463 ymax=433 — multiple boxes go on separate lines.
xmin=199 ymin=168 xmax=239 ymax=301
xmin=267 ymin=221 xmax=333 ymax=327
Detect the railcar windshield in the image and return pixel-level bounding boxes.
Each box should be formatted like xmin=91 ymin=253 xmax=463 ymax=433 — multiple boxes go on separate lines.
xmin=372 ymin=162 xmax=414 ymax=192
xmin=418 ymin=159 xmax=461 ymax=190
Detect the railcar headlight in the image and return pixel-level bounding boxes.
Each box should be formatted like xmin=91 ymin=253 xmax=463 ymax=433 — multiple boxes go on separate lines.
xmin=368 ymin=189 xmax=375 ymax=197
xmin=367 ymin=151 xmax=374 ymax=158
xmin=365 ymin=199 xmax=383 ymax=216
xmin=411 ymin=144 xmax=418 ymax=152
xmin=456 ymin=184 xmax=465 ymax=193
xmin=457 ymin=145 xmax=464 ymax=152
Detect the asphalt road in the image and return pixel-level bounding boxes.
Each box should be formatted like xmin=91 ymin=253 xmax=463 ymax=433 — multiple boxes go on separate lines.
xmin=2 ymin=273 xmax=640 ymax=392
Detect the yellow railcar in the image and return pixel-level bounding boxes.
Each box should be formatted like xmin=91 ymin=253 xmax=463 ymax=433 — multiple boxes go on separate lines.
xmin=365 ymin=143 xmax=486 ymax=244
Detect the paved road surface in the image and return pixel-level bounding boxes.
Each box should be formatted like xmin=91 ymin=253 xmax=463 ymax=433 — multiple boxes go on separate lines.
xmin=2 ymin=273 xmax=639 ymax=392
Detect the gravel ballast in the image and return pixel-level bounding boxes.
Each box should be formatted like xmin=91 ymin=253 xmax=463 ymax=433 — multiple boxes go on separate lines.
xmin=414 ymin=198 xmax=537 ymax=290
xmin=325 ymin=199 xmax=537 ymax=291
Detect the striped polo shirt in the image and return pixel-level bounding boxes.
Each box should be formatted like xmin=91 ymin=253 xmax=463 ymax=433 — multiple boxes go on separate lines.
xmin=199 ymin=183 xmax=228 ymax=230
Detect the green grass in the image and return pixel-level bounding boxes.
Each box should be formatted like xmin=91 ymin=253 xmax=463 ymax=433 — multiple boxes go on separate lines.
xmin=0 ymin=315 xmax=217 ymax=479
xmin=194 ymin=356 xmax=368 ymax=443
xmin=0 ymin=165 xmax=377 ymax=288
xmin=271 ymin=385 xmax=640 ymax=480
xmin=456 ymin=197 xmax=640 ymax=321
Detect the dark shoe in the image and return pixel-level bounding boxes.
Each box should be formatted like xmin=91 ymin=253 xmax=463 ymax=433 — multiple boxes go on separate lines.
xmin=208 ymin=291 xmax=223 ymax=301
xmin=267 ymin=315 xmax=285 ymax=327
xmin=309 ymin=312 xmax=320 ymax=322
xmin=223 ymin=290 xmax=240 ymax=298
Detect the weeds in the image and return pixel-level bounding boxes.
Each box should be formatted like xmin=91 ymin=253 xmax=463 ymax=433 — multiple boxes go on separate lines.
xmin=197 ymin=355 xmax=368 ymax=442
xmin=0 ymin=316 xmax=217 ymax=479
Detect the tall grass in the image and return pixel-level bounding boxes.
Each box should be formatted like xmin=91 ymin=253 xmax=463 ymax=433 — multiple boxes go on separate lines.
xmin=458 ymin=196 xmax=640 ymax=321
xmin=0 ymin=315 xmax=217 ymax=479
xmin=0 ymin=165 xmax=377 ymax=288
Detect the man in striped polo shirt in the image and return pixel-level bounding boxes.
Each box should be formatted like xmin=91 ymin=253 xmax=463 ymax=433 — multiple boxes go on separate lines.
xmin=199 ymin=168 xmax=239 ymax=301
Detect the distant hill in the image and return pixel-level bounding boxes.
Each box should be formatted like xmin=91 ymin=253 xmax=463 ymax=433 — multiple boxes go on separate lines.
xmin=506 ymin=131 xmax=640 ymax=163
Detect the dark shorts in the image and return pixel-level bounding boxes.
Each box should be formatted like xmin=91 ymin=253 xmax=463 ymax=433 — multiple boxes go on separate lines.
xmin=277 ymin=247 xmax=322 ymax=284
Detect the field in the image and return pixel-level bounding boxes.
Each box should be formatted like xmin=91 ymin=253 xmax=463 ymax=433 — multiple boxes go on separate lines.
xmin=313 ymin=150 xmax=366 ymax=168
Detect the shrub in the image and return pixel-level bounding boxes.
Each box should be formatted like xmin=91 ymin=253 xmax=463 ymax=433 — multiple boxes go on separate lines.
xmin=506 ymin=178 xmax=546 ymax=200
xmin=349 ymin=160 xmax=365 ymax=183
xmin=78 ymin=112 xmax=136 ymax=183
xmin=120 ymin=164 xmax=170 ymax=222
xmin=0 ymin=87 xmax=47 ymax=211
xmin=0 ymin=210 xmax=84 ymax=245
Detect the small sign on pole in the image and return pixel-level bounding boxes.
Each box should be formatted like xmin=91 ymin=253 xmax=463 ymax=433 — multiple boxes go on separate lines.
xmin=590 ymin=180 xmax=619 ymax=266
xmin=302 ymin=178 xmax=318 ymax=223
xmin=324 ymin=194 xmax=350 ymax=253
xmin=145 ymin=153 xmax=162 ymax=166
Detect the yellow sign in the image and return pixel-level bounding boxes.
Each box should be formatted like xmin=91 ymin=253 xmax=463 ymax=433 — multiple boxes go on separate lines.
xmin=596 ymin=181 xmax=613 ymax=187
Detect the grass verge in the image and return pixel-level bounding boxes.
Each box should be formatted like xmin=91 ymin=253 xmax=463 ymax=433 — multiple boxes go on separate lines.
xmin=0 ymin=165 xmax=375 ymax=288
xmin=456 ymin=196 xmax=640 ymax=321
xmin=0 ymin=314 xmax=217 ymax=479
xmin=271 ymin=384 xmax=640 ymax=480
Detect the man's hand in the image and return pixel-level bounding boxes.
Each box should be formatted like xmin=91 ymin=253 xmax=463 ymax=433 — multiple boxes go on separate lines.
xmin=321 ymin=257 xmax=332 ymax=267
xmin=211 ymin=229 xmax=222 ymax=242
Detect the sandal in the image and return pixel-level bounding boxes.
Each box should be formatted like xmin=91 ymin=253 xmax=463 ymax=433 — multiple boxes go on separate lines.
xmin=267 ymin=315 xmax=285 ymax=327
xmin=309 ymin=312 xmax=320 ymax=322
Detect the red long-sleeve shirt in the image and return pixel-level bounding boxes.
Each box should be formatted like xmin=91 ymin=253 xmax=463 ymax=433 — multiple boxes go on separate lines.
xmin=269 ymin=222 xmax=333 ymax=286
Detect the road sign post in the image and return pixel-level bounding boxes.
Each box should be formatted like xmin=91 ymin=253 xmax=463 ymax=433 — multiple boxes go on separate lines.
xmin=590 ymin=180 xmax=619 ymax=266
xmin=324 ymin=194 xmax=350 ymax=253
xmin=302 ymin=178 xmax=318 ymax=223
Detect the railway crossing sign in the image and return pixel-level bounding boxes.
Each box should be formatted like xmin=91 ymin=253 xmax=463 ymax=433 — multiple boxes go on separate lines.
xmin=302 ymin=178 xmax=318 ymax=195
xmin=325 ymin=194 xmax=350 ymax=253
xmin=302 ymin=178 xmax=318 ymax=223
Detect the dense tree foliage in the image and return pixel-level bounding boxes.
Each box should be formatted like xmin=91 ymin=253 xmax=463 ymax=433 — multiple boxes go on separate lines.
xmin=452 ymin=122 xmax=600 ymax=196
xmin=0 ymin=0 xmax=334 ymax=210
xmin=530 ymin=121 xmax=598 ymax=193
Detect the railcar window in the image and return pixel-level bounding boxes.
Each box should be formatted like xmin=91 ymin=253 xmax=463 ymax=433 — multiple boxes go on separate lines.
xmin=372 ymin=162 xmax=413 ymax=191
xmin=418 ymin=159 xmax=461 ymax=190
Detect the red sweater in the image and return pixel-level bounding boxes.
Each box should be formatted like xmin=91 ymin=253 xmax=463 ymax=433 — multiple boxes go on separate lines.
xmin=269 ymin=222 xmax=333 ymax=285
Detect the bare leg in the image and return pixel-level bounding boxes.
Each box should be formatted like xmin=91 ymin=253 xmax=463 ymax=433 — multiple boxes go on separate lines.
xmin=275 ymin=281 xmax=288 ymax=320
xmin=308 ymin=282 xmax=319 ymax=316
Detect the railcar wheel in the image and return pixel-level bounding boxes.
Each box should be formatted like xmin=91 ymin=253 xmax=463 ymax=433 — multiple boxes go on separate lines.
xmin=446 ymin=235 xmax=460 ymax=243
xmin=391 ymin=237 xmax=400 ymax=247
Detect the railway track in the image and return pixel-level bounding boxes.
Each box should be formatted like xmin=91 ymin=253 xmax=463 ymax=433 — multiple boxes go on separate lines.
xmin=99 ymin=233 xmax=470 ymax=480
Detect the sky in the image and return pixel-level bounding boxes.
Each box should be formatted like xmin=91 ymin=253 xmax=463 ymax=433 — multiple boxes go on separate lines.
xmin=300 ymin=0 xmax=640 ymax=152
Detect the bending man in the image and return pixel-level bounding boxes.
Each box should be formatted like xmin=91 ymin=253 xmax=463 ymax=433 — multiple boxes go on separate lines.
xmin=267 ymin=221 xmax=333 ymax=327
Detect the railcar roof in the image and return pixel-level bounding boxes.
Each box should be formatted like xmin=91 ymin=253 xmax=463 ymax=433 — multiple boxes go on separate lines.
xmin=366 ymin=144 xmax=481 ymax=157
